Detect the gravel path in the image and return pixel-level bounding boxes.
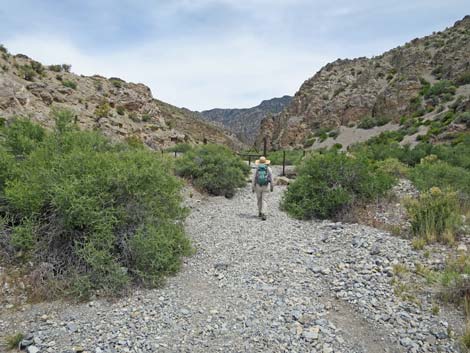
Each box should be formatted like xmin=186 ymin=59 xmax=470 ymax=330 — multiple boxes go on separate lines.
xmin=0 ymin=167 xmax=462 ymax=352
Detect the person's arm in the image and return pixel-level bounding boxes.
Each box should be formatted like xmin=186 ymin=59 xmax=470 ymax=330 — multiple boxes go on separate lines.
xmin=268 ymin=167 xmax=274 ymax=191
xmin=252 ymin=167 xmax=257 ymax=192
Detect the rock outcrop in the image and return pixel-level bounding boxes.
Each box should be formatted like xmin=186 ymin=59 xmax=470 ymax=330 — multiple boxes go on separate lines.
xmin=200 ymin=96 xmax=292 ymax=145
xmin=259 ymin=16 xmax=470 ymax=149
xmin=0 ymin=48 xmax=243 ymax=150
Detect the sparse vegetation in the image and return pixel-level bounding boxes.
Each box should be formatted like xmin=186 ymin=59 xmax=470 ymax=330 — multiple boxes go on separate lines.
xmin=116 ymin=105 xmax=126 ymax=116
xmin=48 ymin=64 xmax=63 ymax=72
xmin=0 ymin=110 xmax=191 ymax=300
xmin=268 ymin=150 xmax=305 ymax=166
xmin=282 ymin=150 xmax=395 ymax=219
xmin=95 ymin=102 xmax=111 ymax=118
xmin=5 ymin=332 xmax=24 ymax=350
xmin=405 ymin=187 xmax=461 ymax=244
xmin=62 ymin=80 xmax=77 ymax=90
xmin=175 ymin=144 xmax=250 ymax=197
xmin=357 ymin=116 xmax=391 ymax=129
xmin=61 ymin=64 xmax=71 ymax=72
xmin=110 ymin=78 xmax=124 ymax=89
xmin=456 ymin=71 xmax=470 ymax=86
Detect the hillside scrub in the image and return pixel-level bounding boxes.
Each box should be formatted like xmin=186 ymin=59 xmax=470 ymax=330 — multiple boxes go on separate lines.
xmin=268 ymin=150 xmax=304 ymax=166
xmin=0 ymin=111 xmax=191 ymax=300
xmin=405 ymin=187 xmax=461 ymax=244
xmin=409 ymin=155 xmax=470 ymax=197
xmin=357 ymin=116 xmax=392 ymax=129
xmin=175 ymin=144 xmax=250 ymax=197
xmin=282 ymin=151 xmax=395 ymax=220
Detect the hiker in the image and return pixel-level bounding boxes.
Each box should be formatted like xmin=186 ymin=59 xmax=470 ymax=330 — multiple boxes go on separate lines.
xmin=252 ymin=156 xmax=274 ymax=220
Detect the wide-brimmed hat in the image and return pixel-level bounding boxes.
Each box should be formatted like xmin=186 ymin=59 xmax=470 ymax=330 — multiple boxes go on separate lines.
xmin=255 ymin=156 xmax=270 ymax=165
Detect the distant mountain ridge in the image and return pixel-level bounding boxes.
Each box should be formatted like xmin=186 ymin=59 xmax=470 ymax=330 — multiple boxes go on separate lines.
xmin=258 ymin=15 xmax=470 ymax=150
xmin=200 ymin=95 xmax=292 ymax=144
xmin=0 ymin=47 xmax=243 ymax=150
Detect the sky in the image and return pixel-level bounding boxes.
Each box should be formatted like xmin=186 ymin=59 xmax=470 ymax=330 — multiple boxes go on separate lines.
xmin=0 ymin=1 xmax=469 ymax=110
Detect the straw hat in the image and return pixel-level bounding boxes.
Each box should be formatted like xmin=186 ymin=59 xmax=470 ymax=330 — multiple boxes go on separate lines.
xmin=255 ymin=156 xmax=270 ymax=165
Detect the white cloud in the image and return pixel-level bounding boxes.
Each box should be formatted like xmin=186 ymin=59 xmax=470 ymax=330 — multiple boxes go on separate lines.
xmin=5 ymin=34 xmax=334 ymax=110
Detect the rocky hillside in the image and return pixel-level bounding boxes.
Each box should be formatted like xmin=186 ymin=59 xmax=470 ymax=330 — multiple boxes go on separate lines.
xmin=201 ymin=96 xmax=292 ymax=144
xmin=0 ymin=47 xmax=243 ymax=150
xmin=260 ymin=16 xmax=470 ymax=149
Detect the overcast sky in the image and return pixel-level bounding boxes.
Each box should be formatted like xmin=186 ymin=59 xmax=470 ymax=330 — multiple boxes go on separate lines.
xmin=1 ymin=1 xmax=468 ymax=110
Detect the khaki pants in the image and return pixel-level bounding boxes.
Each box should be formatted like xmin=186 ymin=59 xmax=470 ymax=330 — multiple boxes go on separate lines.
xmin=255 ymin=184 xmax=269 ymax=215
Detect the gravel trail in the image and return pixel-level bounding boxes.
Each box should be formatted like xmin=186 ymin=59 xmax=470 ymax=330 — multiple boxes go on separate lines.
xmin=0 ymin=167 xmax=462 ymax=352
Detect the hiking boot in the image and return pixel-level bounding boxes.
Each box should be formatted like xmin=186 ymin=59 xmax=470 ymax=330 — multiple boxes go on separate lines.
xmin=261 ymin=214 xmax=267 ymax=221
xmin=258 ymin=212 xmax=262 ymax=218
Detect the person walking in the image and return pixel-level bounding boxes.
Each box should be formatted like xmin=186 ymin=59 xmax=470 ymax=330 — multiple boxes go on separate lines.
xmin=252 ymin=156 xmax=274 ymax=220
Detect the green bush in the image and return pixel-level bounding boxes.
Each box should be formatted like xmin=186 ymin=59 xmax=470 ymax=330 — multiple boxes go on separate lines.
xmin=281 ymin=151 xmax=395 ymax=219
xmin=357 ymin=116 xmax=391 ymax=129
xmin=375 ymin=158 xmax=409 ymax=178
xmin=116 ymin=105 xmax=126 ymax=116
xmin=410 ymin=157 xmax=470 ymax=195
xmin=405 ymin=187 xmax=461 ymax=244
xmin=0 ymin=111 xmax=191 ymax=298
xmin=110 ymin=78 xmax=124 ymax=88
xmin=166 ymin=143 xmax=192 ymax=153
xmin=175 ymin=144 xmax=250 ymax=196
xmin=61 ymin=64 xmax=71 ymax=72
xmin=48 ymin=64 xmax=63 ymax=72
xmin=424 ymin=80 xmax=456 ymax=98
xmin=19 ymin=65 xmax=36 ymax=81
xmin=95 ymin=102 xmax=111 ymax=118
xmin=456 ymin=71 xmax=470 ymax=86
xmin=62 ymin=80 xmax=77 ymax=90
xmin=30 ymin=61 xmax=44 ymax=75
xmin=1 ymin=118 xmax=46 ymax=156
xmin=268 ymin=150 xmax=304 ymax=166
xmin=357 ymin=117 xmax=376 ymax=129
xmin=5 ymin=332 xmax=24 ymax=350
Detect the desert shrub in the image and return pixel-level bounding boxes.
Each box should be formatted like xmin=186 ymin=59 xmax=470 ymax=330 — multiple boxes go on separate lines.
xmin=1 ymin=118 xmax=46 ymax=156
xmin=0 ymin=111 xmax=190 ymax=298
xmin=456 ymin=71 xmax=470 ymax=86
xmin=10 ymin=218 xmax=36 ymax=254
xmin=424 ymin=80 xmax=456 ymax=98
xmin=5 ymin=332 xmax=24 ymax=350
xmin=166 ymin=143 xmax=192 ymax=153
xmin=456 ymin=112 xmax=470 ymax=126
xmin=61 ymin=64 xmax=71 ymax=72
xmin=142 ymin=114 xmax=151 ymax=122
xmin=175 ymin=144 xmax=250 ymax=196
xmin=357 ymin=116 xmax=376 ymax=129
xmin=95 ymin=102 xmax=111 ymax=118
xmin=357 ymin=116 xmax=391 ymax=129
xmin=0 ymin=44 xmax=7 ymax=54
xmin=110 ymin=78 xmax=124 ymax=88
xmin=438 ymin=254 xmax=470 ymax=306
xmin=375 ymin=158 xmax=409 ymax=178
xmin=116 ymin=106 xmax=126 ymax=116
xmin=328 ymin=129 xmax=340 ymax=139
xmin=268 ymin=150 xmax=304 ymax=166
xmin=282 ymin=151 xmax=395 ymax=219
xmin=409 ymin=96 xmax=423 ymax=112
xmin=48 ymin=64 xmax=63 ymax=72
xmin=410 ymin=157 xmax=470 ymax=195
xmin=405 ymin=187 xmax=461 ymax=244
xmin=30 ymin=60 xmax=44 ymax=75
xmin=19 ymin=65 xmax=36 ymax=81
xmin=62 ymin=80 xmax=77 ymax=90
xmin=125 ymin=135 xmax=144 ymax=149
xmin=129 ymin=223 xmax=191 ymax=286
